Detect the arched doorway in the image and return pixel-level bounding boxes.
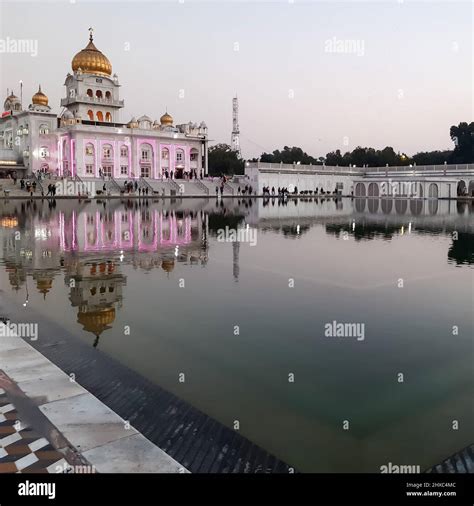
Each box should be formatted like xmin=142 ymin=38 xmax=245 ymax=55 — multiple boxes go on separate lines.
xmin=368 ymin=182 xmax=379 ymax=198
xmin=175 ymin=148 xmax=185 ymax=179
xmin=355 ymin=183 xmax=366 ymax=197
xmin=429 ymin=183 xmax=439 ymax=199
xmin=457 ymin=180 xmax=467 ymax=196
xmin=469 ymin=181 xmax=474 ymax=197
xmin=140 ymin=143 xmax=153 ymax=178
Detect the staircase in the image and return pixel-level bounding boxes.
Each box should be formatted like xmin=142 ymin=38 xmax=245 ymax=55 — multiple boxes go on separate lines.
xmin=195 ymin=179 xmax=210 ymax=195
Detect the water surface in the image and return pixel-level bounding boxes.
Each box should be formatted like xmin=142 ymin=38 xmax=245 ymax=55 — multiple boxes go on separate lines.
xmin=0 ymin=197 xmax=472 ymax=472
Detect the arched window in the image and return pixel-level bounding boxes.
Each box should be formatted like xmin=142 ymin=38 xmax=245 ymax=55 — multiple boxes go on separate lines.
xmin=120 ymin=146 xmax=128 ymax=158
xmin=102 ymin=144 xmax=113 ymax=160
xmin=140 ymin=144 xmax=153 ymax=162
xmin=190 ymin=148 xmax=199 ymax=162
xmin=96 ymin=90 xmax=103 ymax=99
xmin=87 ymin=110 xmax=94 ymax=121
xmin=368 ymin=182 xmax=379 ymax=197
xmin=85 ymin=143 xmax=95 ymax=157
xmin=429 ymin=183 xmax=438 ymax=199
xmin=39 ymin=124 xmax=49 ymax=135
xmin=97 ymin=111 xmax=103 ymax=122
xmin=457 ymin=180 xmax=467 ymax=196
xmin=105 ymin=91 xmax=111 ymax=100
xmin=355 ymin=183 xmax=366 ymax=197
xmin=105 ymin=112 xmax=112 ymax=122
xmin=87 ymin=89 xmax=93 ymax=97
xmin=176 ymin=149 xmax=184 ymax=165
xmin=161 ymin=148 xmax=169 ymax=160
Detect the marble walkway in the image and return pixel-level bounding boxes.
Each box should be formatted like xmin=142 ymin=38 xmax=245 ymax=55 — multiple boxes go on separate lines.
xmin=0 ymin=325 xmax=187 ymax=474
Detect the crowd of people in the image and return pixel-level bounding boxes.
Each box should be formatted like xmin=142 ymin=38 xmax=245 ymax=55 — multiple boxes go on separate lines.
xmin=260 ymin=185 xmax=339 ymax=196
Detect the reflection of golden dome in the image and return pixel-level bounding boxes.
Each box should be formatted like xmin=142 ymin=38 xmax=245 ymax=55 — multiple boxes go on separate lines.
xmin=161 ymin=259 xmax=175 ymax=273
xmin=72 ymin=32 xmax=112 ymax=77
xmin=77 ymin=307 xmax=115 ymax=337
xmin=160 ymin=112 xmax=173 ymax=126
xmin=36 ymin=277 xmax=53 ymax=299
xmin=32 ymin=85 xmax=48 ymax=106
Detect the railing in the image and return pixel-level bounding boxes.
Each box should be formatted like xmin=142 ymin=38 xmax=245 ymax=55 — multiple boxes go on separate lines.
xmin=195 ymin=179 xmax=210 ymax=195
xmin=248 ymin=161 xmax=474 ymax=173
xmin=60 ymin=96 xmax=124 ymax=107
xmin=224 ymin=182 xmax=235 ymax=195
xmin=249 ymin=162 xmax=361 ymax=173
xmin=74 ymin=174 xmax=93 ymax=196
xmin=139 ymin=177 xmax=153 ymax=192
xmin=364 ymin=163 xmax=474 ymax=173
xmin=168 ymin=179 xmax=181 ymax=192
xmin=109 ymin=177 xmax=122 ymax=193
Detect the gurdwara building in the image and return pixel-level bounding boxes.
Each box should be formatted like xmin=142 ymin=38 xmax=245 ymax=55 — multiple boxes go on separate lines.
xmin=0 ymin=30 xmax=209 ymax=180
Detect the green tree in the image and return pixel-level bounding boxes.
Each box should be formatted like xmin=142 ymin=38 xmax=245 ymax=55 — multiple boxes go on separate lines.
xmin=259 ymin=146 xmax=320 ymax=165
xmin=450 ymin=122 xmax=474 ymax=163
xmin=412 ymin=150 xmax=452 ymax=165
xmin=208 ymin=144 xmax=245 ymax=176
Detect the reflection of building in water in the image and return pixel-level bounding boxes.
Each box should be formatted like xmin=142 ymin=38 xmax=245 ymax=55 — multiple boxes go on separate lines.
xmin=0 ymin=202 xmax=210 ymax=344
xmin=60 ymin=208 xmax=207 ymax=258
xmin=33 ymin=270 xmax=55 ymax=299
xmin=66 ymin=260 xmax=125 ymax=347
xmin=5 ymin=262 xmax=27 ymax=291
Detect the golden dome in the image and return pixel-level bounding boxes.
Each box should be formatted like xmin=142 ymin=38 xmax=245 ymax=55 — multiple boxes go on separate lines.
xmin=32 ymin=85 xmax=48 ymax=106
xmin=72 ymin=32 xmax=112 ymax=77
xmin=77 ymin=307 xmax=115 ymax=337
xmin=160 ymin=112 xmax=173 ymax=126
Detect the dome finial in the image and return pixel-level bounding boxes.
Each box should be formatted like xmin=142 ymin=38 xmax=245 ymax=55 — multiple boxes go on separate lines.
xmin=88 ymin=26 xmax=94 ymax=42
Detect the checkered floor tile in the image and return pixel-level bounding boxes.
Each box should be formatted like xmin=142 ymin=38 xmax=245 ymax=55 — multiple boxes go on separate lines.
xmin=0 ymin=389 xmax=66 ymax=473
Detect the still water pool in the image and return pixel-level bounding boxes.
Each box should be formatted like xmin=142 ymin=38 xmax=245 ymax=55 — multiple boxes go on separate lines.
xmin=0 ymin=197 xmax=472 ymax=472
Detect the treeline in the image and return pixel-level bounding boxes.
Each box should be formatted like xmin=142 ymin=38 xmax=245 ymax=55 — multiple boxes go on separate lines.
xmin=250 ymin=122 xmax=473 ymax=167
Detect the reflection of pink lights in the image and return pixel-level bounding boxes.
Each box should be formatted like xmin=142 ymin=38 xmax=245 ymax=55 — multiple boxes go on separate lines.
xmin=60 ymin=210 xmax=193 ymax=252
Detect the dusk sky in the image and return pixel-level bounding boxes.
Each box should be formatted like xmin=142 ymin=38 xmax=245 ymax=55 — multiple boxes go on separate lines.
xmin=0 ymin=1 xmax=471 ymax=159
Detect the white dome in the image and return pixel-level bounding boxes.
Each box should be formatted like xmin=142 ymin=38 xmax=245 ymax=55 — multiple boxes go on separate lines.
xmin=62 ymin=110 xmax=74 ymax=119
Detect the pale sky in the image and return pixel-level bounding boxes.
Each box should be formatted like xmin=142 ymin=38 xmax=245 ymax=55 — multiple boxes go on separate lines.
xmin=0 ymin=0 xmax=472 ymax=159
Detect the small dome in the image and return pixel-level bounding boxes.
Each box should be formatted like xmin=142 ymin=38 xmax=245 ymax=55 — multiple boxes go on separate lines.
xmin=160 ymin=111 xmax=173 ymax=126
xmin=127 ymin=117 xmax=138 ymax=128
xmin=62 ymin=110 xmax=74 ymax=119
xmin=138 ymin=114 xmax=152 ymax=123
xmin=72 ymin=31 xmax=112 ymax=77
xmin=4 ymin=91 xmax=21 ymax=112
xmin=32 ymin=85 xmax=48 ymax=106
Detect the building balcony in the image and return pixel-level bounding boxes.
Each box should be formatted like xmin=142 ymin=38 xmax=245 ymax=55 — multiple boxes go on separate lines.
xmin=60 ymin=95 xmax=125 ymax=108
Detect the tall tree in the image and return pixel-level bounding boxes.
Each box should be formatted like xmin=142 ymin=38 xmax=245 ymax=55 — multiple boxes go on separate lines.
xmin=208 ymin=144 xmax=245 ymax=176
xmin=450 ymin=122 xmax=474 ymax=163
